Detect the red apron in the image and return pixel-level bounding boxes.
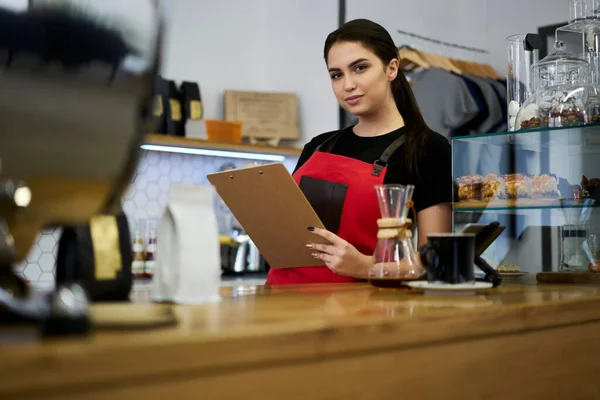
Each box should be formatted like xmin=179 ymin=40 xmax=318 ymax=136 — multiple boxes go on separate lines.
xmin=265 ymin=131 xmax=406 ymax=285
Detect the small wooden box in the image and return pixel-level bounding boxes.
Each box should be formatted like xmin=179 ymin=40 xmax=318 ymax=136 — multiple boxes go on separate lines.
xmin=224 ymin=90 xmax=299 ymax=140
xmin=537 ymin=271 xmax=600 ymax=284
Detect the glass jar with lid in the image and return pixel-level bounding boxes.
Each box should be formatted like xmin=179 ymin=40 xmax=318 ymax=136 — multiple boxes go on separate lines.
xmin=515 ymin=42 xmax=597 ymax=130
xmin=506 ymin=34 xmax=540 ymax=131
xmin=569 ymin=0 xmax=600 ymax=23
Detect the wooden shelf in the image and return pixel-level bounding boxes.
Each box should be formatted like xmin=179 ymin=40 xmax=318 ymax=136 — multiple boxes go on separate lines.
xmin=144 ymin=134 xmax=303 ymax=157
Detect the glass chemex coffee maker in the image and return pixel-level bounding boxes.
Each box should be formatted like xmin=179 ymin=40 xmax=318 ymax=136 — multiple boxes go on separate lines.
xmin=368 ymin=184 xmax=425 ymax=289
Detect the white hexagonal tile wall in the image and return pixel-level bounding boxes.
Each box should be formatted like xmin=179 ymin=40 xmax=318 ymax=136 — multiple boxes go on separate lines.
xmin=24 ymin=264 xmax=41 ymax=282
xmin=122 ymin=199 xmax=136 ymax=217
xmin=39 ymin=254 xmax=55 ymax=272
xmin=38 ymin=272 xmax=56 ymax=285
xmin=134 ymin=208 xmax=148 ymax=222
xmin=134 ymin=174 xmax=148 ymax=191
xmin=38 ymin=234 xmax=55 ymax=252
xmin=145 ymin=150 xmax=159 ymax=166
xmin=181 ymin=159 xmax=194 ymax=177
xmin=158 ymin=176 xmax=171 ymax=191
xmin=146 ymin=183 xmax=160 ymax=199
xmin=26 ymin=245 xmax=42 ymax=263
xmin=191 ymin=154 xmax=205 ymax=170
xmin=134 ymin=192 xmax=148 ymax=208
xmin=52 ymin=228 xmax=63 ymax=241
xmin=169 ymin=153 xmax=183 ymax=166
xmin=136 ymin=158 xmax=149 ymax=174
xmin=159 ymin=192 xmax=169 ymax=207
xmin=146 ymin=166 xmax=160 ymax=183
xmin=158 ymin=157 xmax=171 ymax=174
xmin=146 ymin=201 xmax=161 ymax=219
xmin=192 ymin=169 xmax=206 ymax=185
xmin=169 ymin=168 xmax=183 ymax=182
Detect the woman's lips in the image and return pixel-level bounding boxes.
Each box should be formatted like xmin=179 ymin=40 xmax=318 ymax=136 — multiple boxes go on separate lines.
xmin=345 ymin=95 xmax=363 ymax=106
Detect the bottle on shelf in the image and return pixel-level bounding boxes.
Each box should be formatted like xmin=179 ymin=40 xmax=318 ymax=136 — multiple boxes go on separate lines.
xmin=131 ymin=219 xmax=146 ymax=279
xmin=144 ymin=219 xmax=157 ymax=278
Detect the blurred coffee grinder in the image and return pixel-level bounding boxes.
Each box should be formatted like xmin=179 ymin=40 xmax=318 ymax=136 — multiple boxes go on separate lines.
xmin=0 ymin=1 xmax=165 ymax=335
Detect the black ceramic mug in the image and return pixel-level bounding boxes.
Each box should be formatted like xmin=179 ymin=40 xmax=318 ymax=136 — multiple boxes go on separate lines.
xmin=419 ymin=233 xmax=476 ymax=284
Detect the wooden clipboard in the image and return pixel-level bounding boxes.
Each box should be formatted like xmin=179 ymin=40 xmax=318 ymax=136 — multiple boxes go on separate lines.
xmin=207 ymin=162 xmax=328 ymax=268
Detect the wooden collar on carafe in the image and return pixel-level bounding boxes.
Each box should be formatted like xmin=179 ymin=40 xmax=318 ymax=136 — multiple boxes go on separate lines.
xmin=376 ymin=201 xmax=417 ymax=240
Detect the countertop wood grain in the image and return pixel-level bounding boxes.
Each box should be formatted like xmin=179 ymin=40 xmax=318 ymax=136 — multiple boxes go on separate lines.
xmin=2 ymin=282 xmax=600 ymax=399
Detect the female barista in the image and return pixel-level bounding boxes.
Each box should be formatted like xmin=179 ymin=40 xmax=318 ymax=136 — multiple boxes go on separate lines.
xmin=266 ymin=19 xmax=452 ymax=285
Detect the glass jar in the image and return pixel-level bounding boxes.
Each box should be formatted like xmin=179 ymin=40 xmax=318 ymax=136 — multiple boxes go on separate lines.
xmin=506 ymin=34 xmax=540 ymax=131
xmin=581 ymin=52 xmax=600 ymax=122
xmin=569 ymin=0 xmax=600 ymax=23
xmin=533 ymin=43 xmax=590 ymax=90
xmin=586 ymin=232 xmax=600 ymax=271
xmin=515 ymin=42 xmax=594 ymax=130
xmin=506 ymin=33 xmax=541 ymax=131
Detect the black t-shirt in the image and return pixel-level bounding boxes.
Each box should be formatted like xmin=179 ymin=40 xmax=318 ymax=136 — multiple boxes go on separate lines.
xmin=294 ymin=126 xmax=452 ymax=213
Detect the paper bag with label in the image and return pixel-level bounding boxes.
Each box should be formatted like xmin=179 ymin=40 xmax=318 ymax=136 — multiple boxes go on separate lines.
xmin=153 ymin=184 xmax=221 ymax=304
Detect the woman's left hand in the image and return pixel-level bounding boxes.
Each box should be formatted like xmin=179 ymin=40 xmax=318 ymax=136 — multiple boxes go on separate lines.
xmin=307 ymin=227 xmax=371 ymax=279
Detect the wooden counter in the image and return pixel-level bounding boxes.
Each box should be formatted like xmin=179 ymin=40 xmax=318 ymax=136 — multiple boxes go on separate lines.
xmin=2 ymin=282 xmax=600 ymax=399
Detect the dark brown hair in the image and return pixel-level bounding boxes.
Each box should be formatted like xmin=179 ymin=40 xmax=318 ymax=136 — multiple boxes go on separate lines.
xmin=324 ymin=18 xmax=429 ymax=175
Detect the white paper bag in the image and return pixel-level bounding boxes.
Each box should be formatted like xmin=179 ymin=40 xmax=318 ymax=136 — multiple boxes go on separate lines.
xmin=153 ymin=184 xmax=221 ymax=304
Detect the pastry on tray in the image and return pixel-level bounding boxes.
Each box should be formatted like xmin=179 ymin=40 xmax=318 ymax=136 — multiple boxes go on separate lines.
xmin=502 ymin=173 xmax=532 ymax=199
xmin=482 ymin=173 xmax=503 ymax=200
xmin=456 ymin=173 xmax=563 ymax=202
xmin=497 ymin=264 xmax=521 ymax=273
xmin=531 ymin=173 xmax=562 ymax=199
xmin=456 ymin=174 xmax=504 ymax=201
xmin=456 ymin=174 xmax=483 ymax=201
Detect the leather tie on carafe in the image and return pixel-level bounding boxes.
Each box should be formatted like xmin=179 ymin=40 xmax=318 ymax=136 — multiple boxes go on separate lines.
xmin=376 ymin=200 xmax=417 ymax=240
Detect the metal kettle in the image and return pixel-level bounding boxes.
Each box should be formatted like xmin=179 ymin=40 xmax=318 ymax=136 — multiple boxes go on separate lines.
xmin=232 ymin=235 xmax=262 ymax=273
xmin=233 ymin=234 xmax=249 ymax=273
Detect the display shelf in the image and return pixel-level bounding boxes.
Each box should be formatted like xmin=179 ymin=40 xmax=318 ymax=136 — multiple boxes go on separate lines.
xmin=557 ymin=21 xmax=600 ymax=36
xmin=451 ymin=123 xmax=600 ymax=152
xmin=453 ymin=198 xmax=597 ymax=212
xmin=143 ymin=134 xmax=303 ymax=158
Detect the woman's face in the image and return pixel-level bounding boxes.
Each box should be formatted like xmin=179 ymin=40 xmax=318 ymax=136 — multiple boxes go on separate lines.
xmin=327 ymin=41 xmax=398 ymax=116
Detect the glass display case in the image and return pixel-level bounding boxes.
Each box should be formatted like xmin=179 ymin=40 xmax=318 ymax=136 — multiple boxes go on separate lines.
xmin=452 ymin=123 xmax=600 ymax=275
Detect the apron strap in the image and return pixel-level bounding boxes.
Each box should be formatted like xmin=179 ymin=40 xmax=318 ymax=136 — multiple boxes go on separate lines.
xmin=315 ymin=129 xmax=407 ymax=177
xmin=371 ymin=134 xmax=407 ymax=176
xmin=315 ymin=130 xmax=343 ymax=153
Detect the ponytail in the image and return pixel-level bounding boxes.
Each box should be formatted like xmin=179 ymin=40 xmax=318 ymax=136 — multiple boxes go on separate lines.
xmin=391 ymin=69 xmax=429 ymax=176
